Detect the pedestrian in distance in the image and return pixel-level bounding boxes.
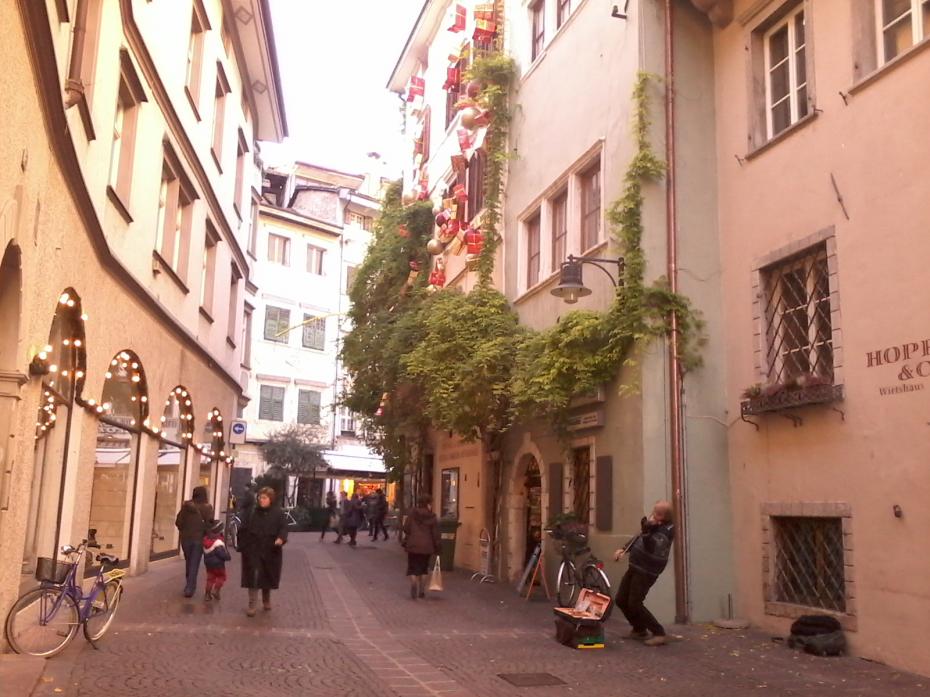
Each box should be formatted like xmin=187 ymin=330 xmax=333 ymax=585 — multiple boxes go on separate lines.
xmin=341 ymin=492 xmax=363 ymax=547
xmin=202 ymin=519 xmax=231 ymax=601
xmin=321 ymin=490 xmax=338 ymax=542
xmin=613 ymin=500 xmax=675 ymax=646
xmin=175 ymin=485 xmax=214 ymax=598
xmin=370 ymin=489 xmax=389 ymax=541
xmin=402 ymin=494 xmax=441 ymax=600
xmin=333 ymin=491 xmax=349 ymax=544
xmin=238 ymin=486 xmax=289 ymax=617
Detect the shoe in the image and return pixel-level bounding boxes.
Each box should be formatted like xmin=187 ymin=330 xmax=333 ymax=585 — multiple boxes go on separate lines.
xmin=418 ymin=591 xmax=425 ymax=599
xmin=333 ymin=539 xmax=342 ymax=544
xmin=183 ymin=591 xmax=194 ymax=598
xmin=212 ymin=588 xmax=221 ymax=600
xmin=246 ymin=607 xmax=257 ymax=617
xmin=263 ymin=604 xmax=272 ymax=612
xmin=349 ymin=540 xmax=357 ymax=547
xmin=204 ymin=590 xmax=213 ymax=602
xmin=410 ymin=585 xmax=417 ymax=600
xmin=644 ymin=635 xmax=668 ymax=647
xmin=628 ymin=630 xmax=649 ymax=641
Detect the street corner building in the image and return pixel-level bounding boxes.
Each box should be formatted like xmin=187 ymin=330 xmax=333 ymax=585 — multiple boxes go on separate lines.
xmin=0 ymin=0 xmax=286 ymax=631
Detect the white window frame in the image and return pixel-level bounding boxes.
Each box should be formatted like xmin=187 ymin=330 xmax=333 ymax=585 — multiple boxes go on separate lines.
xmin=267 ymin=233 xmax=290 ymax=266
xmin=307 ymin=244 xmax=326 ymax=276
xmin=763 ymin=5 xmax=808 ymax=139
xmin=875 ymin=0 xmax=929 ymax=65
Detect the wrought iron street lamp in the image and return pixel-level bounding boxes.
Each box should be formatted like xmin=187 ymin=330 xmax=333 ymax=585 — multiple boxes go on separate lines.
xmin=550 ymin=254 xmax=625 ymax=304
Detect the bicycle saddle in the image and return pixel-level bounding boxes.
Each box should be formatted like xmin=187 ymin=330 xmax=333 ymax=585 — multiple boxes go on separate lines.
xmin=97 ymin=553 xmax=119 ymax=565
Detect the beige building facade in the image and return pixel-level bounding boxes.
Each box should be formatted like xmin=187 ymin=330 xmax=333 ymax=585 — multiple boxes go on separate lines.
xmin=0 ymin=0 xmax=286 ymax=637
xmin=711 ymin=0 xmax=930 ymax=675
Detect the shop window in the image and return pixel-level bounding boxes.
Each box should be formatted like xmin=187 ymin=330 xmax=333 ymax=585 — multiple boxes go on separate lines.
xmin=441 ymin=468 xmax=460 ymax=520
xmin=152 ymin=387 xmax=194 ymax=559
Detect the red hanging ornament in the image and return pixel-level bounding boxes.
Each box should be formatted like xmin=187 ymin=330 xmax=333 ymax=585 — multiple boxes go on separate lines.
xmin=406 ymin=76 xmax=425 ymax=102
xmin=473 ymin=3 xmax=498 ymax=47
xmin=448 ymin=4 xmax=466 ymax=33
xmin=464 ymin=227 xmax=484 ymax=256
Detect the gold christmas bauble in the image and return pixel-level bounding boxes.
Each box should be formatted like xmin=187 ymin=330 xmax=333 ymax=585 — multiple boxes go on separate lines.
xmin=460 ymin=106 xmax=480 ymax=131
xmin=426 ymin=238 xmax=444 ymax=255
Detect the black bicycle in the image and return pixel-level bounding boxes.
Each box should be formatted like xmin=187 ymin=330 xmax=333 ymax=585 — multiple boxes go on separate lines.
xmin=547 ymin=527 xmax=613 ymax=619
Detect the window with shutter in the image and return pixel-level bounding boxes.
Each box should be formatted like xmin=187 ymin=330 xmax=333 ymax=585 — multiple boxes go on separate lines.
xmin=259 ymin=385 xmax=285 ymax=422
xmin=297 ymin=390 xmax=321 ymax=425
xmin=264 ymin=306 xmax=291 ymax=343
xmin=302 ymin=314 xmax=326 ymax=350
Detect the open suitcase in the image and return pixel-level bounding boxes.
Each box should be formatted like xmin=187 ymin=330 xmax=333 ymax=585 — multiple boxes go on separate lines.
xmin=553 ymin=588 xmax=611 ymax=649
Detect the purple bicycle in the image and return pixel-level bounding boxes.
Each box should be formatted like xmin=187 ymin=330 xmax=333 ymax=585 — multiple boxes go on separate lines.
xmin=5 ymin=530 xmax=125 ymax=657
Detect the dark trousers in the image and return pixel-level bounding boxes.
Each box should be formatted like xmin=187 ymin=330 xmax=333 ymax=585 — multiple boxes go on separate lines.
xmin=181 ymin=539 xmax=203 ymax=595
xmin=616 ymin=568 xmax=664 ymax=636
xmin=370 ymin=517 xmax=388 ymax=540
xmin=335 ymin=526 xmax=357 ymax=544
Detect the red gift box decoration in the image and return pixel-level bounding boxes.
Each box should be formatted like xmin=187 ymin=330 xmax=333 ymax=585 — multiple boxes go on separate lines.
xmin=429 ymin=267 xmax=447 ymax=287
xmin=457 ymin=128 xmax=475 ymax=153
xmin=453 ymin=184 xmax=468 ymax=205
xmin=448 ymin=4 xmax=466 ymax=33
xmin=464 ymin=227 xmax=484 ymax=256
xmin=473 ymin=3 xmax=497 ymax=46
xmin=406 ymin=76 xmax=425 ymax=102
xmin=443 ymin=64 xmax=461 ymax=91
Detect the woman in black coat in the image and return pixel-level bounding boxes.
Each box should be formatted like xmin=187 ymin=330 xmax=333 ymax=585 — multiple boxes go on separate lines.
xmin=239 ymin=486 xmax=289 ymax=617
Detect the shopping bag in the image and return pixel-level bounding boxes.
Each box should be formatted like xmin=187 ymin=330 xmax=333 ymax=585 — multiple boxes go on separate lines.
xmin=428 ymin=557 xmax=444 ymax=592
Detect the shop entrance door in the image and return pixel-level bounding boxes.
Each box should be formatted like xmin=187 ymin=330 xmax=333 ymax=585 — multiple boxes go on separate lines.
xmin=524 ymin=457 xmax=542 ymax=566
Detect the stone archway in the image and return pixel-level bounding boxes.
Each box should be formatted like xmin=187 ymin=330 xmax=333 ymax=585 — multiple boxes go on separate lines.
xmin=504 ymin=436 xmax=547 ymax=583
xmin=0 ymin=242 xmax=24 ymax=554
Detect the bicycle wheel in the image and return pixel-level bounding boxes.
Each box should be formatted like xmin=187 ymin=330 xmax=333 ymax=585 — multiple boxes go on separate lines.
xmin=5 ymin=587 xmax=79 ymax=657
xmin=582 ymin=565 xmax=613 ymax=620
xmin=556 ymin=561 xmax=577 ymax=607
xmin=227 ymin=519 xmax=239 ymax=550
xmin=83 ymin=579 xmax=123 ymax=642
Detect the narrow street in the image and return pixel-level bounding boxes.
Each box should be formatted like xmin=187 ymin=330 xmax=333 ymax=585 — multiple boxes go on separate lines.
xmin=27 ymin=534 xmax=927 ymax=697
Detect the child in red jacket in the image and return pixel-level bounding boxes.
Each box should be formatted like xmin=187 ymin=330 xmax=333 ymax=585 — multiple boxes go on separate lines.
xmin=203 ymin=520 xmax=232 ymax=601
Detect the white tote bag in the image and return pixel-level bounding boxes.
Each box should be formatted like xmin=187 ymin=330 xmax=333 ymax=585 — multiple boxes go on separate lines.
xmin=428 ymin=556 xmax=444 ymax=592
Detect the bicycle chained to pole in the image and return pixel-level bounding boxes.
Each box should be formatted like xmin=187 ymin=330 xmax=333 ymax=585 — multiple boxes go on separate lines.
xmin=5 ymin=528 xmax=126 ymax=657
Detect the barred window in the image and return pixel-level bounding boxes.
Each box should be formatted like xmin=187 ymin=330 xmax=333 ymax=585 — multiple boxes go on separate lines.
xmin=762 ymin=244 xmax=833 ymax=384
xmin=258 ymin=385 xmax=285 ymax=422
xmin=773 ymin=516 xmax=845 ymax=612
xmin=302 ymin=314 xmax=326 ymax=351
xmin=263 ymin=306 xmax=290 ymax=343
xmin=297 ymin=390 xmax=321 ymax=425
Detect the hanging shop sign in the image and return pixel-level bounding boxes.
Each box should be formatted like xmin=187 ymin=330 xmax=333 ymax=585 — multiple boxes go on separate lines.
xmin=566 ymin=410 xmax=605 ymax=432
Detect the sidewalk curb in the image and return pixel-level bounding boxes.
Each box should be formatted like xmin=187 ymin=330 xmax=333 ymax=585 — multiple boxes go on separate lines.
xmin=0 ymin=654 xmax=45 ymax=696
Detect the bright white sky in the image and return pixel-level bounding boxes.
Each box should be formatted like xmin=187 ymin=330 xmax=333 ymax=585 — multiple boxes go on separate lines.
xmin=262 ymin=0 xmax=424 ymax=178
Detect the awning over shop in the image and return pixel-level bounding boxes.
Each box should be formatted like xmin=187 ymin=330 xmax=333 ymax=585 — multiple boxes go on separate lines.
xmin=323 ymin=451 xmax=385 ymax=476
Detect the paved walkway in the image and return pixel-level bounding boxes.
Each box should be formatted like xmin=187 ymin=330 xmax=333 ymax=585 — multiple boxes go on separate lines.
xmin=13 ymin=533 xmax=928 ymax=697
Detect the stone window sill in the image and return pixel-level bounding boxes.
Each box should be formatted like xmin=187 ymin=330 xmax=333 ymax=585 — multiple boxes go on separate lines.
xmin=746 ymin=111 xmax=819 ymax=161
xmin=764 ymin=601 xmax=857 ymax=632
xmin=849 ymin=37 xmax=930 ymax=96
xmin=106 ymin=185 xmax=133 ymax=224
xmin=185 ymin=86 xmax=201 ymax=121
xmin=152 ymin=251 xmax=189 ymax=294
xmin=199 ymin=306 xmax=215 ymax=324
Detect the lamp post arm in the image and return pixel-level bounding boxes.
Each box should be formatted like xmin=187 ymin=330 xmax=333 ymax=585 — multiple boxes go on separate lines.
xmin=568 ymin=255 xmax=625 ymax=287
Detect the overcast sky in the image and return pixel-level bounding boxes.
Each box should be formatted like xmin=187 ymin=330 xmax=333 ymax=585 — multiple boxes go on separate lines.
xmin=262 ymin=0 xmax=424 ymax=177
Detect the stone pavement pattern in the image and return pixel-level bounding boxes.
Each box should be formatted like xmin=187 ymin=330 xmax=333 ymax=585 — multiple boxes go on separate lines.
xmin=16 ymin=534 xmax=929 ymax=697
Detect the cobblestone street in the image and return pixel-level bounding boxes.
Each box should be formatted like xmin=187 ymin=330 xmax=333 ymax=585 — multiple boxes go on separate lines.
xmin=17 ymin=534 xmax=928 ymax=697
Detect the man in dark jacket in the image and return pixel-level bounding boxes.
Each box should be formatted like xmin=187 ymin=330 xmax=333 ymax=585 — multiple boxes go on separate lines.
xmin=369 ymin=490 xmax=389 ymax=541
xmin=613 ymin=501 xmax=675 ymax=646
xmin=175 ymin=486 xmax=214 ymax=597
xmin=402 ymin=494 xmax=441 ymax=599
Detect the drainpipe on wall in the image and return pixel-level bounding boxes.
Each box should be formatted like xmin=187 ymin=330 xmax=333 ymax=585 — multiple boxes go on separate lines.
xmin=64 ymin=0 xmax=89 ymax=108
xmin=330 ymin=190 xmax=352 ymax=452
xmin=664 ymin=0 xmax=690 ymax=625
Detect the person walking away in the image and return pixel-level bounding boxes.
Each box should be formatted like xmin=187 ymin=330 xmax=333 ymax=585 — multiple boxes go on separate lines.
xmin=321 ymin=490 xmax=338 ymax=541
xmin=175 ymin=486 xmax=214 ymax=598
xmin=613 ymin=501 xmax=675 ymax=646
xmin=341 ymin=493 xmax=363 ymax=546
xmin=402 ymin=494 xmax=441 ymax=600
xmin=333 ymin=491 xmax=349 ymax=544
xmin=370 ymin=489 xmax=389 ymax=541
xmin=238 ymin=486 xmax=289 ymax=617
xmin=203 ymin=520 xmax=231 ymax=601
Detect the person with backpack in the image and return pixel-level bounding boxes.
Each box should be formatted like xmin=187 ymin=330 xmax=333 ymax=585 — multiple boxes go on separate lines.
xmin=202 ymin=519 xmax=232 ymax=601
xmin=175 ymin=486 xmax=214 ymax=598
xmin=613 ymin=500 xmax=675 ymax=646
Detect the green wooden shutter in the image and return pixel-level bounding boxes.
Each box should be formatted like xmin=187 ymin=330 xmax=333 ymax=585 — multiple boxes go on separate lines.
xmin=271 ymin=386 xmax=285 ymax=421
xmin=263 ymin=307 xmax=279 ymax=341
xmin=259 ymin=385 xmax=273 ymax=420
xmin=595 ymin=455 xmax=613 ymax=532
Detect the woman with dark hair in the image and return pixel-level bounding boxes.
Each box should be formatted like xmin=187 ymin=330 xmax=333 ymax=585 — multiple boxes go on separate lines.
xmin=238 ymin=486 xmax=289 ymax=617
xmin=175 ymin=486 xmax=214 ymax=598
xmin=402 ymin=494 xmax=441 ymax=600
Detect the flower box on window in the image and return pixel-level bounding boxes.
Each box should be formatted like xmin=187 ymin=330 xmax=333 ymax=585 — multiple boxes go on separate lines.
xmin=741 ymin=379 xmax=843 ymax=416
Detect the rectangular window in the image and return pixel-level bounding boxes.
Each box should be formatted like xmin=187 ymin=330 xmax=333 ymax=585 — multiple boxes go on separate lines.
xmin=339 ymin=406 xmax=357 ymax=435
xmin=526 ymin=213 xmax=541 ymax=288
xmin=108 ymin=54 xmax=144 ymax=207
xmin=200 ymin=224 xmax=218 ymax=312
xmin=466 ymin=150 xmax=487 ymax=221
xmin=441 ymin=468 xmax=460 ymax=520
xmin=154 ymin=154 xmax=194 ymax=281
xmin=348 ymin=213 xmax=373 ymax=231
xmin=551 ymin=190 xmax=568 ymax=272
xmin=227 ymin=264 xmax=241 ymax=342
xmin=345 ymin=265 xmax=359 ymax=293
xmin=580 ymin=160 xmax=601 ymax=251
xmin=572 ymin=447 xmax=591 ymax=526
xmin=531 ymin=0 xmax=546 ymax=61
xmin=267 ymin=233 xmax=290 ymax=265
xmin=297 ymin=390 xmax=322 ymax=425
xmin=764 ymin=6 xmax=808 ymax=139
xmin=557 ymin=0 xmax=572 ymax=28
xmin=249 ymin=195 xmax=259 ymax=256
xmin=762 ymin=243 xmax=833 ymax=384
xmin=445 ymin=58 xmax=467 ymax=128
xmin=773 ymin=516 xmax=845 ymax=612
xmin=185 ymin=5 xmax=208 ymax=115
xmin=234 ymin=130 xmax=248 ymax=217
xmin=67 ymin=0 xmax=103 ymax=130
xmin=307 ymin=245 xmax=326 ymax=275
xmin=263 ymin=305 xmax=291 ymax=343
xmin=877 ymin=0 xmax=929 ymax=63
xmin=212 ymin=64 xmax=231 ymax=169
xmin=241 ymin=307 xmax=253 ymax=367
xmin=258 ymin=385 xmax=285 ymax=422
xmin=302 ymin=314 xmax=326 ymax=351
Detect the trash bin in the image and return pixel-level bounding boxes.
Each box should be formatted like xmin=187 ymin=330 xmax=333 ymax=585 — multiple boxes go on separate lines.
xmin=438 ymin=519 xmax=461 ymax=571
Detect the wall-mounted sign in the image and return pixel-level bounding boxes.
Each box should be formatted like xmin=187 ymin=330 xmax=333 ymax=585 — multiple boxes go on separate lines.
xmin=865 ymin=338 xmax=930 ymax=397
xmin=570 ymin=387 xmax=606 ymax=408
xmin=566 ymin=410 xmax=605 ymax=432
xmin=229 ymin=419 xmax=247 ymax=444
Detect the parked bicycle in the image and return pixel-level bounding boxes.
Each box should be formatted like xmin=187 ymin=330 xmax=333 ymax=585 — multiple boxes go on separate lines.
xmin=5 ymin=530 xmax=125 ymax=657
xmin=226 ymin=512 xmax=242 ymax=550
xmin=547 ymin=527 xmax=613 ymax=619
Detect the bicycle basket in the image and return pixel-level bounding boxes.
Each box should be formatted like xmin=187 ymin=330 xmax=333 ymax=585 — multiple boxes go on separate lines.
xmin=35 ymin=557 xmax=74 ymax=584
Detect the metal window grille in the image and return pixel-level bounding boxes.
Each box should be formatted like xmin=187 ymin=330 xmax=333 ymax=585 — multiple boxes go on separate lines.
xmin=302 ymin=315 xmax=326 ymax=350
xmin=773 ymin=516 xmax=845 ymax=612
xmin=761 ymin=244 xmax=833 ymax=384
xmin=264 ymin=306 xmax=290 ymax=343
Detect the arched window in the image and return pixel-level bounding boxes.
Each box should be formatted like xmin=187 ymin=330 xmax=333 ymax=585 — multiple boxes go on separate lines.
xmin=35 ymin=289 xmax=87 ymax=437
xmin=89 ymin=350 xmax=148 ymax=565
xmin=197 ymin=407 xmax=225 ymax=500
xmin=152 ymin=386 xmax=195 ymax=559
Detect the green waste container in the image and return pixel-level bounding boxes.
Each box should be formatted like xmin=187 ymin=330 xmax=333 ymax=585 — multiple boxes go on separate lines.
xmin=438 ymin=519 xmax=461 ymax=571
